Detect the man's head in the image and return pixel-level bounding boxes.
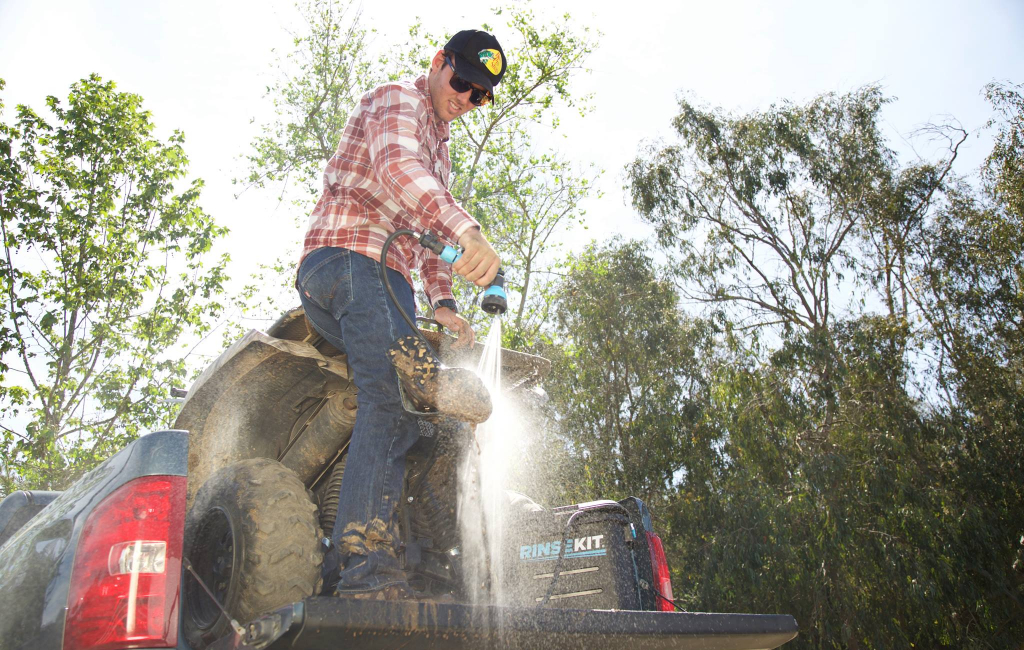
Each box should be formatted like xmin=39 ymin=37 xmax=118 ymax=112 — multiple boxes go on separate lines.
xmin=428 ymin=29 xmax=506 ymax=123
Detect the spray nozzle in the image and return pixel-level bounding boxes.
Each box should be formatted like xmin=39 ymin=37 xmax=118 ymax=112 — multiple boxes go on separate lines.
xmin=481 ymin=269 xmax=508 ymax=316
xmin=419 ymin=232 xmax=507 ymax=316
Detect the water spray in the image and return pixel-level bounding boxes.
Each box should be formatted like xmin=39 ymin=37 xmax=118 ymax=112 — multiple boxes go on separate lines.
xmin=378 ymin=229 xmax=509 ymax=605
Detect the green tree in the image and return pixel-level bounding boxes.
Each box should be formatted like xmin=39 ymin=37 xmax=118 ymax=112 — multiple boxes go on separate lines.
xmin=908 ymin=82 xmax=1024 ymax=640
xmin=544 ymin=239 xmax=717 ymax=507
xmin=627 ymin=85 xmax=966 ymax=431
xmin=469 ymin=136 xmax=598 ymax=344
xmin=444 ymin=8 xmax=599 ymax=345
xmin=627 ymin=87 xmax=896 ymax=335
xmin=239 ymin=0 xmax=378 ymax=204
xmin=624 ymin=85 xmax=1024 ymax=648
xmin=0 ymin=75 xmax=229 ymax=494
xmin=984 ymin=81 xmax=1024 ymax=216
xmin=219 ymin=0 xmax=382 ymax=340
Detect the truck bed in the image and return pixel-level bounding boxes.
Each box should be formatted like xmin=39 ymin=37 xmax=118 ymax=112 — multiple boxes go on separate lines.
xmin=217 ymin=598 xmax=798 ymax=650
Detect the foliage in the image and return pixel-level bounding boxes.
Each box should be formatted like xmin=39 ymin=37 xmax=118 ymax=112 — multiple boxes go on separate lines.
xmin=444 ymin=7 xmax=600 ymax=345
xmin=628 ymin=85 xmax=971 ymax=427
xmin=239 ymin=0 xmax=378 ymax=203
xmin=469 ymin=134 xmax=598 ymax=343
xmin=544 ymin=84 xmax=1024 ymax=648
xmin=222 ymin=0 xmax=383 ymax=334
xmin=662 ymin=314 xmax=1023 ymax=649
xmin=544 ymin=239 xmax=717 ymax=507
xmin=0 ymin=75 xmax=229 ymax=494
xmin=983 ymin=81 xmax=1024 ymax=217
xmin=628 ymin=86 xmax=896 ymax=334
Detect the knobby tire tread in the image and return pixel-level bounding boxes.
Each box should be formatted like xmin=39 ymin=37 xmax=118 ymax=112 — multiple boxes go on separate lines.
xmin=184 ymin=458 xmax=322 ymax=649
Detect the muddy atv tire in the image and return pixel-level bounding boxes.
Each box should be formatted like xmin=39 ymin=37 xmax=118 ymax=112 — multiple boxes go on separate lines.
xmin=183 ymin=458 xmax=323 ymax=649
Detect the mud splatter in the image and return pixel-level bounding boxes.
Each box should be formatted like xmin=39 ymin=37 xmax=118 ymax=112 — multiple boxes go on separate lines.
xmin=337 ymin=517 xmax=398 ymax=557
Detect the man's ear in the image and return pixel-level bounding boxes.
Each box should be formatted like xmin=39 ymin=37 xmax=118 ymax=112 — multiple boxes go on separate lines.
xmin=430 ymin=50 xmax=446 ymax=72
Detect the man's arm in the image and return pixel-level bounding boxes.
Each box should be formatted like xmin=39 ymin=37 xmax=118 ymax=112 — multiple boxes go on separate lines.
xmin=413 ymin=233 xmax=486 ymax=350
xmin=433 ymin=306 xmax=475 ymax=349
xmin=363 ymin=84 xmax=499 ymax=287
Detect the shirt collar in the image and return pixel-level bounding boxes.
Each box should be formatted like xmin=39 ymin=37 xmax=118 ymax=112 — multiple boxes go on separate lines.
xmin=415 ymin=74 xmax=450 ymax=143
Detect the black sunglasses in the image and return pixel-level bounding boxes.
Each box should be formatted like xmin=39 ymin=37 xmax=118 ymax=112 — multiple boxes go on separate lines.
xmin=444 ymin=55 xmax=493 ymax=107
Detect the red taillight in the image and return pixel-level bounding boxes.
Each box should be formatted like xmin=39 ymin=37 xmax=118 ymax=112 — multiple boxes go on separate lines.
xmin=64 ymin=475 xmax=186 ymax=650
xmin=646 ymin=532 xmax=675 ymax=612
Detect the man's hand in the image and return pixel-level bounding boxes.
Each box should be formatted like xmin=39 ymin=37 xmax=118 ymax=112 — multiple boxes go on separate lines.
xmin=454 ymin=228 xmax=500 ymax=286
xmin=434 ymin=307 xmax=475 ymax=349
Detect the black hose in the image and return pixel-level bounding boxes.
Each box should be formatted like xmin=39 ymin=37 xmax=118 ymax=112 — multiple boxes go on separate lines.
xmin=657 ymin=590 xmax=687 ymax=612
xmin=379 ymin=229 xmax=439 ymax=357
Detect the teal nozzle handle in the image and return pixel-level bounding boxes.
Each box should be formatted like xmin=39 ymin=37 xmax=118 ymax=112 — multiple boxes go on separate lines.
xmin=418 ymin=232 xmax=507 ymax=316
xmin=418 ymin=232 xmax=461 ymax=263
xmin=440 ymin=246 xmax=461 ymax=264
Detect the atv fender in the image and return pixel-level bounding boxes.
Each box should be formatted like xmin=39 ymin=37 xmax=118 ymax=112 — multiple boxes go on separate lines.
xmin=175 ymin=329 xmax=356 ymax=506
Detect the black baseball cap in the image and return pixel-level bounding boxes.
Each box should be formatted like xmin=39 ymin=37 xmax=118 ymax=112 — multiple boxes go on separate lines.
xmin=444 ymin=29 xmax=507 ymax=94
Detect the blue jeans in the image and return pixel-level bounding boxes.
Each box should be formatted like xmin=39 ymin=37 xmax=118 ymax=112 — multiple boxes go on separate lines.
xmin=296 ymin=246 xmax=421 ymax=593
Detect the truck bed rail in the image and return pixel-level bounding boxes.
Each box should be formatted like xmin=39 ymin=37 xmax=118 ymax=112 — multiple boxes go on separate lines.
xmin=222 ymin=598 xmax=798 ymax=650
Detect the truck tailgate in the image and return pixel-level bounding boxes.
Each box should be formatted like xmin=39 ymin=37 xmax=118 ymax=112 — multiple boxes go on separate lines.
xmin=238 ymin=598 xmax=798 ymax=650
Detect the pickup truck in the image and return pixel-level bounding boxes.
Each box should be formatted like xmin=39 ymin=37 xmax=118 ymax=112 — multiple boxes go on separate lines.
xmin=0 ymin=309 xmax=798 ymax=650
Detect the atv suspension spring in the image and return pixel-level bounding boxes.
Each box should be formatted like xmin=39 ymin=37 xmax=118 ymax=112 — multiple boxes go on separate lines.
xmin=318 ymin=458 xmax=347 ymax=535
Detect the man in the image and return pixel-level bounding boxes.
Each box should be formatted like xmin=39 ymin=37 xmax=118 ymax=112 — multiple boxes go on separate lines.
xmin=295 ymin=29 xmax=507 ymax=599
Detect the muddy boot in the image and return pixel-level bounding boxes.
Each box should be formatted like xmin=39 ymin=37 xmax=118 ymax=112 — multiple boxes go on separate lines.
xmin=387 ymin=335 xmax=492 ymax=423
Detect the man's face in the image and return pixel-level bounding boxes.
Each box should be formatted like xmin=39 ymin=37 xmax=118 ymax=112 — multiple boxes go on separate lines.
xmin=428 ymin=51 xmax=482 ymax=123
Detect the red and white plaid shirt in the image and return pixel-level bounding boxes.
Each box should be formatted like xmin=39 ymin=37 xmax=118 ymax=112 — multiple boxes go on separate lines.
xmin=301 ymin=75 xmax=479 ymax=306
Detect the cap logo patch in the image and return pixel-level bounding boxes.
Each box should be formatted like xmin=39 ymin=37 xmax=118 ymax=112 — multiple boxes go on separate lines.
xmin=479 ymin=49 xmax=502 ymax=75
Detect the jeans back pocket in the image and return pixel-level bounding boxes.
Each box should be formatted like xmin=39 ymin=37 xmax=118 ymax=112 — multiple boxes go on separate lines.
xmin=297 ymin=247 xmax=353 ymax=319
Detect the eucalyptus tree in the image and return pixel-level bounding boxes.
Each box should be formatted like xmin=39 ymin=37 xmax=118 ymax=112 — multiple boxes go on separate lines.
xmin=907 ymin=84 xmax=1024 ymax=644
xmin=545 ymin=239 xmax=717 ymax=507
xmin=626 ymin=84 xmax=1023 ymax=648
xmin=626 ymin=86 xmax=968 ymax=428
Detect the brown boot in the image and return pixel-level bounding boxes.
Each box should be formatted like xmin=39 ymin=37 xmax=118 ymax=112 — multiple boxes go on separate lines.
xmin=387 ymin=335 xmax=492 ymax=423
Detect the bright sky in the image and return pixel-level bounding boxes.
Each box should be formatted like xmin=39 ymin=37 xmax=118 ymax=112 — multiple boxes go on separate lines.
xmin=2 ymin=0 xmax=1022 ymax=293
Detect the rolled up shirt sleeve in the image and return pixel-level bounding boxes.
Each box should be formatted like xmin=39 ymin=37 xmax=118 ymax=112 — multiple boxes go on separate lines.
xmin=363 ymin=85 xmax=479 ymax=245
